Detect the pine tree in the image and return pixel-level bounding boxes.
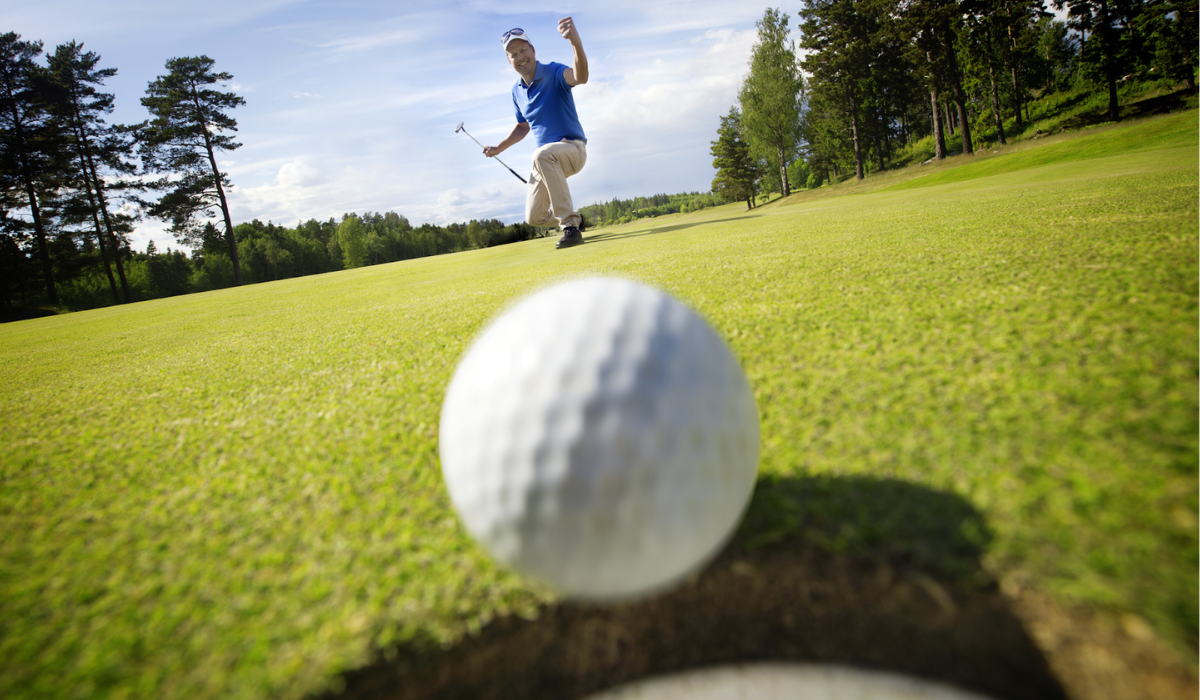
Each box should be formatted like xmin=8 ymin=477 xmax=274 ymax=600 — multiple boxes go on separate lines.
xmin=710 ymin=107 xmax=759 ymax=209
xmin=1055 ymin=0 xmax=1121 ymax=119
xmin=46 ymin=41 xmax=137 ymax=304
xmin=800 ymin=0 xmax=875 ymax=179
xmin=0 ymin=33 xmax=62 ymax=304
xmin=139 ymin=56 xmax=246 ymax=284
xmin=958 ymin=8 xmax=1005 ymax=145
xmin=898 ymin=0 xmax=975 ymax=155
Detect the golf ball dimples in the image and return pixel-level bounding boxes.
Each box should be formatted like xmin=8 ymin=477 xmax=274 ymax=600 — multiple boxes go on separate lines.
xmin=439 ymin=277 xmax=760 ymax=600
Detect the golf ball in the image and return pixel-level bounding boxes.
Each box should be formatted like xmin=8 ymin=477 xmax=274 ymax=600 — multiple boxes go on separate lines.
xmin=439 ymin=277 xmax=760 ymax=600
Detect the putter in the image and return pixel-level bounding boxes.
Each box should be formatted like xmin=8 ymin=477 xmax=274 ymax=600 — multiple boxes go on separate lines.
xmin=455 ymin=122 xmax=527 ymax=184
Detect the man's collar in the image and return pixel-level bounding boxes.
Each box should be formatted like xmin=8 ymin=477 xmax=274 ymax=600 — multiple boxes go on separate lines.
xmin=522 ymin=61 xmax=545 ymax=88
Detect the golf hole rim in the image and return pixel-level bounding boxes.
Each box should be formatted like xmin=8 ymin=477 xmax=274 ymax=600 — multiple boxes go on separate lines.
xmin=581 ymin=662 xmax=999 ymax=700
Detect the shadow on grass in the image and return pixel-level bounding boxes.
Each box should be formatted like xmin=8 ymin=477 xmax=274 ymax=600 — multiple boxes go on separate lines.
xmin=1055 ymin=87 xmax=1196 ymax=132
xmin=585 ymin=216 xmax=756 ymax=244
xmin=327 ymin=474 xmax=1068 ymax=700
xmin=0 ymin=306 xmax=59 ymax=324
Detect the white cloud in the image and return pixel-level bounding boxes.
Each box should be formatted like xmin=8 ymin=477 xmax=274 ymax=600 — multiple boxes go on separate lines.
xmin=414 ymin=187 xmax=519 ymax=225
xmin=436 ymin=189 xmax=471 ymax=207
xmin=315 ymin=26 xmax=425 ymax=54
xmin=277 ymin=157 xmax=325 ymax=187
xmin=570 ymin=27 xmax=757 ymax=202
xmin=126 ymin=217 xmax=177 ymax=255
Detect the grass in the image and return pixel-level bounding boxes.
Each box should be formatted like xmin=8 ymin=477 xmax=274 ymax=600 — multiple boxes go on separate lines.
xmin=1 ymin=109 xmax=1196 ymax=700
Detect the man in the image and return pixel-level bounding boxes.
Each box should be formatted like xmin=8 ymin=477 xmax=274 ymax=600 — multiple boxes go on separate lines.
xmin=484 ymin=18 xmax=589 ymax=249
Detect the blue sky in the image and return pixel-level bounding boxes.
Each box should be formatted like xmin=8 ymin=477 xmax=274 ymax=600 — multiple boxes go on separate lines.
xmin=6 ymin=1 xmax=778 ymax=252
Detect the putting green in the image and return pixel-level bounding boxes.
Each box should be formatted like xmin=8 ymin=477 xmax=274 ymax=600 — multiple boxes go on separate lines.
xmin=0 ymin=110 xmax=1195 ymax=700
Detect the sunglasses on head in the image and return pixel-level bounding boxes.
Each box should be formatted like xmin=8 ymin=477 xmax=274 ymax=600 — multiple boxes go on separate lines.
xmin=502 ymin=28 xmax=525 ymax=43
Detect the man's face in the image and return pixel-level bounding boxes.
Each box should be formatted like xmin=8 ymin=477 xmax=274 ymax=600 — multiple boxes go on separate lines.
xmin=506 ymin=39 xmax=535 ymax=78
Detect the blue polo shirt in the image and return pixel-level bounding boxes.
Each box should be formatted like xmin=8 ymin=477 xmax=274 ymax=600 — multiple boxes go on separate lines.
xmin=513 ymin=61 xmax=586 ymax=147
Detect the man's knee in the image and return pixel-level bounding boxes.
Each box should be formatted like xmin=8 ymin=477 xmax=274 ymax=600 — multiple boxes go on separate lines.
xmin=526 ymin=200 xmax=555 ymax=227
xmin=533 ymin=148 xmax=558 ymax=172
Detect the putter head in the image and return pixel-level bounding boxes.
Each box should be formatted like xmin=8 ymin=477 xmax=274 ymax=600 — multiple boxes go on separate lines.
xmin=454 ymin=122 xmax=464 ymax=133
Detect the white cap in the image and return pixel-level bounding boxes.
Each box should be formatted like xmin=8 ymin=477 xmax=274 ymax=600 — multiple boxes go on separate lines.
xmin=502 ymin=28 xmax=532 ymax=50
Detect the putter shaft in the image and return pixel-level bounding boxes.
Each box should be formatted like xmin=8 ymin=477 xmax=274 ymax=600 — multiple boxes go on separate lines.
xmin=457 ymin=124 xmax=527 ymax=184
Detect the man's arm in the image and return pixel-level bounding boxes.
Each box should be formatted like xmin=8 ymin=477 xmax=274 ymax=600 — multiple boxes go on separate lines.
xmin=559 ymin=16 xmax=588 ymax=86
xmin=483 ymin=121 xmax=531 ymax=157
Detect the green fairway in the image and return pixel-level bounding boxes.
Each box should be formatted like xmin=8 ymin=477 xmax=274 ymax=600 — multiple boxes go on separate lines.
xmin=1 ymin=110 xmax=1196 ymax=700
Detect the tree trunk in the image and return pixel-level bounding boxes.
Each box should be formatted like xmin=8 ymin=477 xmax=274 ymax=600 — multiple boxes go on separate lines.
xmin=81 ymin=176 xmax=120 ymax=304
xmin=22 ymin=177 xmax=55 ymax=305
xmin=984 ymin=29 xmax=1007 ymax=145
xmin=930 ymin=88 xmax=947 ymax=160
xmin=70 ymin=108 xmax=128 ymax=304
xmin=778 ymin=145 xmax=790 ymax=197
xmin=89 ymin=221 xmax=120 ymax=304
xmin=848 ymin=86 xmax=865 ymax=181
xmin=948 ymin=58 xmax=974 ymax=155
xmin=1098 ymin=0 xmax=1120 ymax=120
xmin=81 ymin=146 xmax=131 ymax=301
xmin=954 ymin=96 xmax=973 ymax=155
xmin=850 ymin=111 xmax=864 ymax=180
xmin=872 ymin=104 xmax=885 ymax=171
xmin=1078 ymin=30 xmax=1086 ymax=85
xmin=69 ymin=93 xmax=130 ymax=300
xmin=88 ymin=168 xmax=132 ymax=303
xmin=6 ymin=106 xmax=57 ymax=304
xmin=190 ymin=87 xmax=244 ymax=285
xmin=203 ymin=137 xmax=243 ymax=286
xmin=1007 ymin=21 xmax=1024 ymax=127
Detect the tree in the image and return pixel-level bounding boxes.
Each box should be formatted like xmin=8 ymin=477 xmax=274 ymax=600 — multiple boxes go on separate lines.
xmin=1032 ymin=17 xmax=1077 ymax=92
xmin=1138 ymin=0 xmax=1198 ymax=91
xmin=800 ymin=0 xmax=875 ymax=179
xmin=139 ymin=56 xmax=246 ymax=284
xmin=992 ymin=0 xmax=1049 ymax=126
xmin=899 ymin=0 xmax=975 ymax=156
xmin=337 ymin=214 xmax=368 ymax=268
xmin=0 ymin=33 xmax=61 ymax=304
xmin=1055 ymin=0 xmax=1121 ymax=119
xmin=961 ymin=9 xmax=1011 ymax=145
xmin=46 ymin=41 xmax=136 ymax=304
xmin=710 ymin=107 xmax=759 ymax=208
xmin=740 ymin=8 xmax=806 ymax=197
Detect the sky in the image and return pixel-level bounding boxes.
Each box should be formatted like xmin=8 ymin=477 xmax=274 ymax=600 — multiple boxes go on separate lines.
xmin=5 ymin=0 xmax=784 ymax=253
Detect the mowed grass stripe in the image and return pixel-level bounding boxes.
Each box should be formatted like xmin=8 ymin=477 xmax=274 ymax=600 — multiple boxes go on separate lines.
xmin=0 ymin=111 xmax=1195 ymax=700
xmin=886 ymin=109 xmax=1197 ymax=191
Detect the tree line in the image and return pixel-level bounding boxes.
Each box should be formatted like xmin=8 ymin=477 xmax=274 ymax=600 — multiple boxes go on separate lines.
xmin=578 ymin=192 xmax=725 ymax=228
xmin=712 ymin=1 xmax=1196 ymax=205
xmin=0 ymin=33 xmax=552 ymax=316
xmin=49 ymin=214 xmax=544 ymax=309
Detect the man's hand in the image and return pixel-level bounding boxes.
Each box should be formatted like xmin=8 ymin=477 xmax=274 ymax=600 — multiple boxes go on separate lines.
xmin=558 ymin=16 xmax=581 ymax=46
xmin=560 ymin=17 xmax=588 ymax=86
xmin=486 ymin=122 xmax=531 ymax=157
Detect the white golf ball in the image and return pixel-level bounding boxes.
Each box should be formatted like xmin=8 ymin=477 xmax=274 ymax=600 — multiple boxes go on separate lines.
xmin=439 ymin=277 xmax=760 ymax=601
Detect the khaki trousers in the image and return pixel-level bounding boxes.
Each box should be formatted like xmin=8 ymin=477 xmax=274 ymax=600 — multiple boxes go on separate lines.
xmin=526 ymin=139 xmax=587 ymax=230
